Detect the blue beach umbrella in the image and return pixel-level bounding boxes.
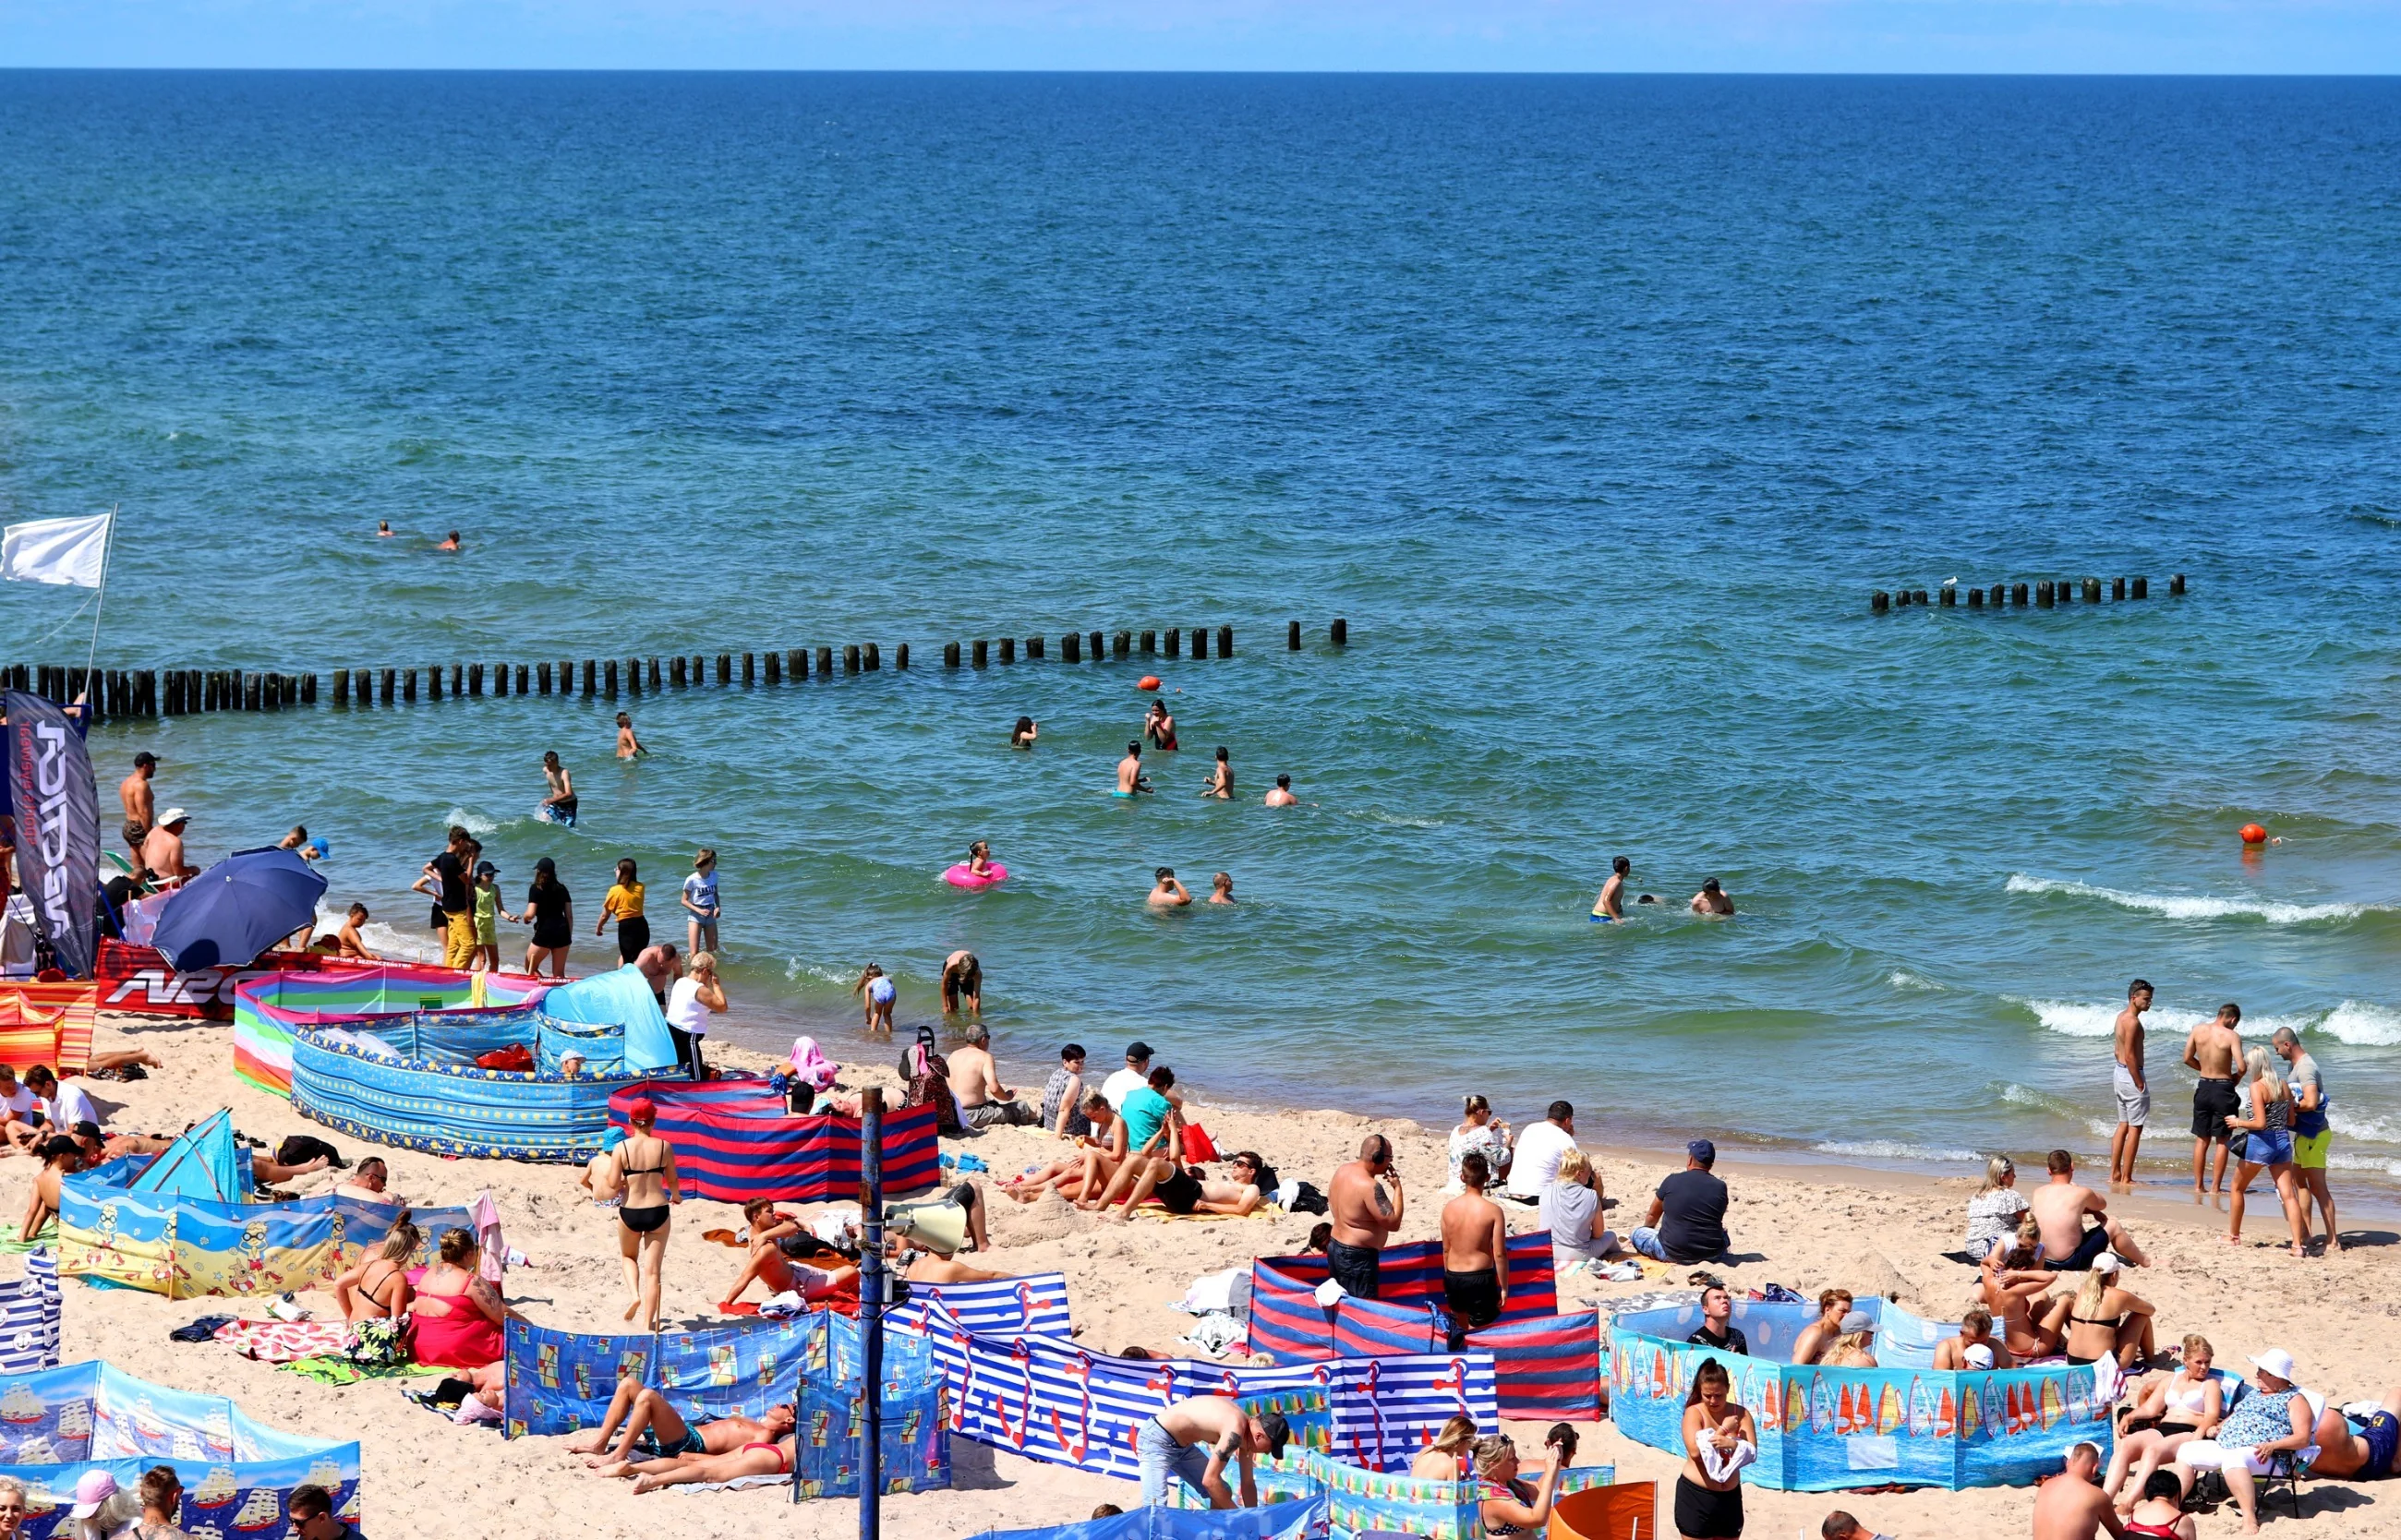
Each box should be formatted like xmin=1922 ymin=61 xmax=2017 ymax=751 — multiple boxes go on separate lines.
xmin=151 ymin=847 xmax=330 ymax=971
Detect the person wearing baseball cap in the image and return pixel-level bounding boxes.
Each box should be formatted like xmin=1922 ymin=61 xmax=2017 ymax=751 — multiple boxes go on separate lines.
xmin=139 ymin=808 xmax=197 ymax=888
xmin=66 ymin=1469 xmax=130 ymax=1529
xmin=616 ymin=1096 xmax=677 ymax=1332
xmin=1630 ymin=1138 xmax=1731 ymax=1265
xmin=1140 ymin=1392 xmax=1288 ymax=1508
xmin=2169 ymin=1347 xmax=2317 ymax=1534
xmin=1102 ymin=1041 xmax=1154 ymax=1112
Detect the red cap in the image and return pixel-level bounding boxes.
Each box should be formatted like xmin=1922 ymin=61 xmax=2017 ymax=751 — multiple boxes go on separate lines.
xmin=627 ymin=1097 xmax=657 ymax=1123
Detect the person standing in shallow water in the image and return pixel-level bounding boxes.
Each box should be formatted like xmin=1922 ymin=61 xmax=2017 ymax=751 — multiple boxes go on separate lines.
xmin=2110 ymin=979 xmax=2153 ymax=1189
xmin=1593 ymin=855 xmax=1630 ymax=921
xmin=615 ymin=713 xmax=645 ymax=760
xmin=1143 ymin=699 xmax=1177 ymax=752
xmin=1264 ymin=775 xmax=1297 ymax=807
xmin=599 ymin=858 xmax=648 ymax=964
xmin=1116 ymin=743 xmax=1152 ymax=797
xmin=1200 ymin=747 xmax=1233 ymax=800
xmin=541 ymin=751 xmax=577 ymax=826
xmin=1690 ymin=878 xmax=1733 ymax=916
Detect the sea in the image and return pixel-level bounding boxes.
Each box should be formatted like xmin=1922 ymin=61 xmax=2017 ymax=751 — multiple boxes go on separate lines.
xmin=5 ymin=71 xmax=2401 ymax=1204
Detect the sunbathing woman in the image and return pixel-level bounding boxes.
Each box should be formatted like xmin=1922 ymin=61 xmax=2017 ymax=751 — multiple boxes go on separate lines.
xmin=626 ymin=1432 xmax=800 ymax=1494
xmin=2038 ymin=1251 xmax=2154 ymax=1369
xmin=1474 ymin=1429 xmax=1570 ymax=1537
xmin=1980 ymin=1223 xmax=2063 ymax=1359
xmin=1000 ymin=1093 xmax=1126 ymax=1204
xmin=1411 ymin=1415 xmax=1478 ymax=1480
xmin=2105 ymin=1334 xmax=2223 ymax=1503
xmin=410 ymin=1228 xmax=516 ymax=1408
xmin=331 ymin=1219 xmax=418 ymax=1324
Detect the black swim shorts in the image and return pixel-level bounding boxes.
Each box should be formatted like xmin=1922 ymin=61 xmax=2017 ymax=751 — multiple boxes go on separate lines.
xmin=2192 ymin=1077 xmax=2240 ymax=1141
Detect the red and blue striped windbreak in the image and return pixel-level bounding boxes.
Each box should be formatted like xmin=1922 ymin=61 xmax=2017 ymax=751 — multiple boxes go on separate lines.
xmin=1333 ymin=1294 xmax=1443 ymax=1359
xmin=607 ymin=1080 xmax=941 ymax=1202
xmin=1253 ymin=1233 xmax=1557 ymax=1321
xmin=1247 ymin=1258 xmax=1336 ymax=1362
xmin=1465 ymin=1310 xmax=1603 ymax=1422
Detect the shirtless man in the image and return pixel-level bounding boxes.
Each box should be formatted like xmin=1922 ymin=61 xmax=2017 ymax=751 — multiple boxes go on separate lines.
xmin=139 ymin=810 xmax=196 ymax=888
xmin=117 ymin=753 xmax=157 ymax=871
xmin=19 ymin=1137 xmax=78 ymax=1242
xmin=2031 ymin=1443 xmax=2123 ymax=1540
xmin=2184 ymin=1004 xmax=2244 ymax=1197
xmin=634 ymin=943 xmax=682 ymax=1006
xmin=570 ymin=1382 xmax=794 ymax=1473
xmin=1148 ymin=868 xmax=1192 ymax=907
xmin=333 ymin=1157 xmax=404 ymax=1207
xmin=615 ymin=712 xmax=645 ymax=760
xmin=1264 ymin=774 xmax=1297 ymax=808
xmin=334 ymin=904 xmax=378 ymax=961
xmin=2110 ymin=980 xmax=2154 ymax=1188
xmin=2030 ymin=1149 xmax=2147 ymax=1269
xmin=1792 ymin=1289 xmax=1853 ymax=1366
xmin=1593 ymin=855 xmax=1630 ymax=921
xmin=949 ymin=1025 xmax=1034 ymax=1127
xmin=903 ymin=1236 xmax=1008 ymax=1285
xmin=1933 ymin=1306 xmax=2015 ymax=1370
xmin=1690 ymin=878 xmax=1734 ymax=916
xmin=1440 ymin=1151 xmax=1509 ymax=1343
xmin=940 ymin=950 xmax=982 ymax=1016
xmin=1200 ymin=748 xmax=1234 ymax=800
xmin=719 ymin=1203 xmax=858 ymax=1308
xmin=1116 ymin=742 xmax=1152 ymax=797
xmin=438 ymin=530 xmax=461 ymax=550
xmin=2305 ymin=1384 xmax=2401 ymax=1482
xmin=1328 ymin=1134 xmax=1406 ymax=1301
xmin=1138 ymin=1394 xmax=1289 ymax=1509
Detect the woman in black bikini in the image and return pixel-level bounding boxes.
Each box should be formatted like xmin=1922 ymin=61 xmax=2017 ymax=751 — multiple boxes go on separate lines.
xmin=617 ymin=1099 xmax=679 ymax=1331
xmin=2039 ymin=1252 xmax=2154 ymax=1369
xmin=330 ymin=1219 xmax=419 ymax=1366
xmin=1474 ymin=1427 xmax=1571 ymax=1536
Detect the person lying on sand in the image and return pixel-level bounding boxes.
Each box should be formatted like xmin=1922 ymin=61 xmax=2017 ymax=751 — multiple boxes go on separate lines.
xmin=569 ymin=1376 xmax=794 ymax=1472
xmin=719 ymin=1200 xmax=860 ymax=1308
xmin=621 ymin=1432 xmax=798 ymax=1494
xmin=333 ymin=1156 xmax=405 ymax=1207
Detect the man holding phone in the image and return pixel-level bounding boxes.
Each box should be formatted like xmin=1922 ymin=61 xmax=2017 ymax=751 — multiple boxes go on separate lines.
xmin=1329 ymin=1133 xmax=1406 ymax=1300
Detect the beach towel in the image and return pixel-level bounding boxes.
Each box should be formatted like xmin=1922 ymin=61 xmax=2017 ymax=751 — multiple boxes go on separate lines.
xmin=215 ymin=1317 xmax=355 ymax=1363
xmin=0 ymin=1219 xmax=57 ymax=1253
xmin=789 ymin=1036 xmax=839 ymax=1091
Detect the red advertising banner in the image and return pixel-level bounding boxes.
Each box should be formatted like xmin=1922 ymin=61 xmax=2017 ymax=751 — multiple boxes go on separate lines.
xmin=94 ymin=940 xmax=368 ymax=1020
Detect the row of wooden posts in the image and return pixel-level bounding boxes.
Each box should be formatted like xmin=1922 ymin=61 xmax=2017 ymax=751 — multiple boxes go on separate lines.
xmin=1872 ymin=574 xmax=2186 ymax=612
xmin=7 ymin=620 xmax=1353 ymax=720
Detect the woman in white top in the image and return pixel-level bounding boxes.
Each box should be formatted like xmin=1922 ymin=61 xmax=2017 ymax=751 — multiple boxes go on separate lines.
xmin=665 ymin=951 xmax=726 ymax=1081
xmin=1962 ymin=1154 xmax=2029 ymax=1260
xmin=1448 ymin=1096 xmax=1513 ymax=1193
xmin=2105 ymin=1332 xmax=2225 ymax=1502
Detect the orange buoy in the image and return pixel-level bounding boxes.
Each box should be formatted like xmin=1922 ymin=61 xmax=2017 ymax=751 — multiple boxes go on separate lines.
xmin=1138 ymin=675 xmax=1162 ymax=692
xmin=2239 ymin=823 xmax=2268 ymax=845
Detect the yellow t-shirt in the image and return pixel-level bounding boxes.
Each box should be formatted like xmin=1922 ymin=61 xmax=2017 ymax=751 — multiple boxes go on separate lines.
xmin=604 ymin=882 xmax=645 ymax=920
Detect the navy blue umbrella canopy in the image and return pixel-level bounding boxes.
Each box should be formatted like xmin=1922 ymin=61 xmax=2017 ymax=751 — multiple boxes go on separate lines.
xmin=151 ymin=847 xmax=330 ymax=971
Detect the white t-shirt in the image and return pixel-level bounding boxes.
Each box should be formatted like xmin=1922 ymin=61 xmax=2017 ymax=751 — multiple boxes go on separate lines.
xmin=1 ymin=1085 xmax=36 ymax=1121
xmin=1506 ymin=1121 xmax=1578 ymax=1197
xmin=49 ymin=1081 xmax=98 ymax=1132
xmin=682 ymin=870 xmax=719 ymax=918
xmin=1101 ymin=1067 xmax=1149 ymax=1111
xmin=665 ymin=977 xmax=711 ymax=1037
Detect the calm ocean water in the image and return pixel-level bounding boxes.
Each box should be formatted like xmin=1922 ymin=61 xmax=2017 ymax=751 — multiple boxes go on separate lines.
xmin=6 ymin=71 xmax=2401 ymax=1198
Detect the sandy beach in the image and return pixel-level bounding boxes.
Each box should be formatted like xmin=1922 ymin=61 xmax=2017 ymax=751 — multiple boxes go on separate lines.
xmin=6 ymin=1011 xmax=2393 ymax=1540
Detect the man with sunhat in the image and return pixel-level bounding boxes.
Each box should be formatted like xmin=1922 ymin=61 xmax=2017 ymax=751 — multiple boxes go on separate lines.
xmin=1630 ymin=1138 xmax=1732 ymax=1265
xmin=139 ymin=808 xmax=196 ymax=888
xmin=1140 ymin=1393 xmax=1290 ymax=1509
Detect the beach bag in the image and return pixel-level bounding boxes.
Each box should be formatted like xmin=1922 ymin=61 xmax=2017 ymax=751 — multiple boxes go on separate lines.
xmin=903 ymin=1052 xmax=965 ymax=1137
xmin=476 ymin=1044 xmax=535 ymax=1072
xmin=1287 ymin=1182 xmax=1329 ymax=1216
xmin=1181 ymin=1124 xmax=1220 ymax=1163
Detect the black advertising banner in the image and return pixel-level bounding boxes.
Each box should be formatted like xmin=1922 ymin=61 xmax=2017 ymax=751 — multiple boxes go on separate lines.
xmin=8 ymin=691 xmax=97 ymax=979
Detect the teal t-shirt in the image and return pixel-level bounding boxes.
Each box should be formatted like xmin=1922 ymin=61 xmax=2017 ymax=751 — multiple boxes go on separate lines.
xmin=1121 ymin=1087 xmax=1173 ymax=1153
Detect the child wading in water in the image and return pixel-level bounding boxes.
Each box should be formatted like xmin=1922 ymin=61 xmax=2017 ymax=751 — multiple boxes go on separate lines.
xmin=853 ymin=965 xmax=896 ymax=1035
xmin=616 ymin=712 xmax=645 ymax=760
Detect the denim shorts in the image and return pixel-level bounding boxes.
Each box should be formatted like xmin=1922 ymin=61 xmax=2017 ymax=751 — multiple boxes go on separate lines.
xmin=1137 ymin=1417 xmax=1212 ymax=1505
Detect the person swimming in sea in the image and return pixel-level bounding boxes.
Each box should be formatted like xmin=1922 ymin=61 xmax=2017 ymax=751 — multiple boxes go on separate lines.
xmin=1264 ymin=774 xmax=1297 ymax=807
xmin=1208 ymin=872 xmax=1236 ymax=905
xmin=1690 ymin=878 xmax=1734 ymax=916
xmin=616 ymin=712 xmax=645 ymax=760
xmin=1011 ymin=716 xmax=1038 ymax=749
xmin=438 ymin=529 xmax=461 ymax=551
xmin=965 ymin=840 xmax=997 ymax=880
xmin=1593 ymin=856 xmax=1630 ymax=921
xmin=1143 ymin=700 xmax=1178 ymax=752
xmin=377 ymin=520 xmax=393 ymax=537
xmin=541 ymin=751 xmax=578 ymax=825
xmin=1148 ymin=868 xmax=1192 ymax=907
xmin=1199 ymin=747 xmax=1233 ymax=800
xmin=1116 ymin=743 xmax=1152 ymax=797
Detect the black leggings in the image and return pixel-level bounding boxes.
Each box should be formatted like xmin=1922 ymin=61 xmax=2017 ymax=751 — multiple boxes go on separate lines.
xmin=617 ymin=914 xmax=651 ymax=964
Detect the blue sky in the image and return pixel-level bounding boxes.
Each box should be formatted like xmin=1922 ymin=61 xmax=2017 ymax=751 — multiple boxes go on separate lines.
xmin=2 ymin=0 xmax=2396 ymax=72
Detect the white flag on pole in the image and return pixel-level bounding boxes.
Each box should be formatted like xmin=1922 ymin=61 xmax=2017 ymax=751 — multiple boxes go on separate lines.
xmin=1 ymin=513 xmax=112 ymax=587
